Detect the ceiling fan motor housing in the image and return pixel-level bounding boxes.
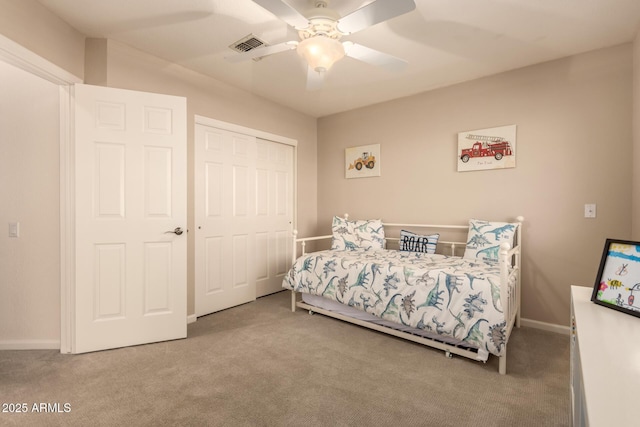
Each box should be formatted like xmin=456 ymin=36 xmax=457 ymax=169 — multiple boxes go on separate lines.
xmin=296 ymin=1 xmax=345 ymax=72
xmin=298 ymin=2 xmax=342 ymax=39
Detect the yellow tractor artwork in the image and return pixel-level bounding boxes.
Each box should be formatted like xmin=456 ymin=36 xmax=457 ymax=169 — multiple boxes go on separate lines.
xmin=348 ymin=152 xmax=376 ymax=171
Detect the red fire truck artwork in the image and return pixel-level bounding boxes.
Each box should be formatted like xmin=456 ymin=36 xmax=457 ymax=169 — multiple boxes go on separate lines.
xmin=460 ymin=134 xmax=513 ymax=163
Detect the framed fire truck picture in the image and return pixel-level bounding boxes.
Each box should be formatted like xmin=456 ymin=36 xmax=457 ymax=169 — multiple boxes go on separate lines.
xmin=457 ymin=124 xmax=517 ymax=172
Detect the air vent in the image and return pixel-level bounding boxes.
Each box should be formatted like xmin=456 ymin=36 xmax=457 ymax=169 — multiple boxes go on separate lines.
xmin=229 ymin=34 xmax=268 ymax=53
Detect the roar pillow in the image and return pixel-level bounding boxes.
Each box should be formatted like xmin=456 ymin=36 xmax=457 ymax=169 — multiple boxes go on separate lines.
xmin=399 ymin=230 xmax=439 ymax=254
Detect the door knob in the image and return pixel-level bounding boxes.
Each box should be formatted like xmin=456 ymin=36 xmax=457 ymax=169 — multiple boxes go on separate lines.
xmin=165 ymin=227 xmax=184 ymax=236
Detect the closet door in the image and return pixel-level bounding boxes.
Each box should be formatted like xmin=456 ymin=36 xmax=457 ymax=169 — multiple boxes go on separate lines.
xmin=254 ymin=138 xmax=294 ymax=298
xmin=195 ymin=126 xmax=256 ymax=315
xmin=194 ymin=125 xmax=293 ymax=316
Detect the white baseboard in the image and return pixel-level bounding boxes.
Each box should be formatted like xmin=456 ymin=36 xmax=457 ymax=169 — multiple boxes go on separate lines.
xmin=0 ymin=318 xmax=564 ymax=350
xmin=0 ymin=340 xmax=60 ymax=350
xmin=520 ymin=317 xmax=570 ymax=335
xmin=3 ymin=316 xmax=198 ymax=350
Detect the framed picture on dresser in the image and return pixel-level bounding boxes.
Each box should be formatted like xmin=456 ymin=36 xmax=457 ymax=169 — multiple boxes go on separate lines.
xmin=591 ymin=238 xmax=640 ymax=318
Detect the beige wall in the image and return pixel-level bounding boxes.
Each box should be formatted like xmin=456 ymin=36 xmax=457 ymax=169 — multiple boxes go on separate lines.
xmin=317 ymin=44 xmax=633 ymax=326
xmin=0 ymin=0 xmax=78 ymax=348
xmin=0 ymin=0 xmax=84 ymax=79
xmin=0 ymin=61 xmax=61 ymax=345
xmin=633 ymin=31 xmax=640 ymax=240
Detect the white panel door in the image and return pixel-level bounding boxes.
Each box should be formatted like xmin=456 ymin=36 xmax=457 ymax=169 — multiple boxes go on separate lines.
xmin=74 ymin=83 xmax=187 ymax=353
xmin=195 ymin=126 xmax=293 ymax=316
xmin=254 ymin=138 xmax=294 ymax=297
xmin=195 ymin=125 xmax=257 ymax=316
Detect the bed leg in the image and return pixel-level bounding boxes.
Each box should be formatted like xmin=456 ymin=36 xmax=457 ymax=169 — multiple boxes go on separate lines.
xmin=499 ymin=352 xmax=507 ymax=375
xmin=290 ymin=291 xmax=297 ymax=313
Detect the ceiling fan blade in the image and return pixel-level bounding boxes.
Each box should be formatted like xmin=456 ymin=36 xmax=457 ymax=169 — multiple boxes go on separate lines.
xmin=225 ymin=41 xmax=298 ymax=62
xmin=343 ymin=42 xmax=408 ymax=72
xmin=252 ymin=0 xmax=309 ymax=29
xmin=337 ymin=0 xmax=416 ymax=34
xmin=306 ymin=67 xmax=325 ymax=91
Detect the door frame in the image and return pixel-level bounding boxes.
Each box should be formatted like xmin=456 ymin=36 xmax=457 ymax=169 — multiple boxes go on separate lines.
xmin=0 ymin=34 xmax=81 ymax=353
xmin=194 ymin=115 xmax=298 ymax=148
xmin=193 ymin=115 xmax=298 ymax=314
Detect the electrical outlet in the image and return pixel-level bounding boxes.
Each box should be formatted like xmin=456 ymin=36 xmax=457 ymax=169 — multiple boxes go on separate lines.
xmin=584 ymin=204 xmax=596 ymax=219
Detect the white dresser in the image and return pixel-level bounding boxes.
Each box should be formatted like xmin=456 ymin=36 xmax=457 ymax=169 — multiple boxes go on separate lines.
xmin=570 ymin=285 xmax=640 ymax=426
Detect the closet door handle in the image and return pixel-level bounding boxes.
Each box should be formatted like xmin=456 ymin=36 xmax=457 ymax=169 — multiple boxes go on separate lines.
xmin=165 ymin=227 xmax=184 ymax=236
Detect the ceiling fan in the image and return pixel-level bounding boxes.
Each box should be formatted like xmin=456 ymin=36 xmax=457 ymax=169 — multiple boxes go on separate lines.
xmin=226 ymin=0 xmax=416 ymax=89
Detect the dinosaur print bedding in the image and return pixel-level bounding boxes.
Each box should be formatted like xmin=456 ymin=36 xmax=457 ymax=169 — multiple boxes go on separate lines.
xmin=282 ymin=249 xmax=512 ymax=357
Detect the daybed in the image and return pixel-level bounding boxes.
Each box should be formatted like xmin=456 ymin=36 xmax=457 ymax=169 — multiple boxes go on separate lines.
xmin=282 ymin=215 xmax=523 ymax=374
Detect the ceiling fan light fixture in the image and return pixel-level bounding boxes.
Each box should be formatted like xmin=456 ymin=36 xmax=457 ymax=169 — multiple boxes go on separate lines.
xmin=297 ymin=36 xmax=345 ymax=73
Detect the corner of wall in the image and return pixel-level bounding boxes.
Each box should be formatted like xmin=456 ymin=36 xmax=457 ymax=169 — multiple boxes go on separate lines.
xmin=84 ymin=38 xmax=108 ymax=86
xmin=0 ymin=0 xmax=85 ymax=79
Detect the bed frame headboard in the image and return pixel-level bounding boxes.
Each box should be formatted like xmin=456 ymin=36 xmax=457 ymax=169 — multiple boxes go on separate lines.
xmin=292 ymin=214 xmax=524 ymax=261
xmin=380 ymin=218 xmax=468 ymax=256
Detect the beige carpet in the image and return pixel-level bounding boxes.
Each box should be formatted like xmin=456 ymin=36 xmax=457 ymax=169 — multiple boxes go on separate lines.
xmin=0 ymin=291 xmax=570 ymax=426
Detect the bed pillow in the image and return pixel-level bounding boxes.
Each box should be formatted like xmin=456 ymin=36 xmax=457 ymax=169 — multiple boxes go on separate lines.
xmin=399 ymin=230 xmax=439 ymax=254
xmin=331 ymin=216 xmax=385 ymax=251
xmin=463 ymin=219 xmax=517 ymax=261
xmin=464 ymin=219 xmax=518 ymax=261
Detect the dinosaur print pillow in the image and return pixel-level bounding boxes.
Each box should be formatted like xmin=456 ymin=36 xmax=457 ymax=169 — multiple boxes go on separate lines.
xmin=331 ymin=216 xmax=385 ymax=251
xmin=463 ymin=219 xmax=517 ymax=261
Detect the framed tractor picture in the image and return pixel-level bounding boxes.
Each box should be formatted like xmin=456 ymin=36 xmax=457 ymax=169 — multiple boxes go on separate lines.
xmin=457 ymin=125 xmax=517 ymax=172
xmin=345 ymin=144 xmax=380 ymax=179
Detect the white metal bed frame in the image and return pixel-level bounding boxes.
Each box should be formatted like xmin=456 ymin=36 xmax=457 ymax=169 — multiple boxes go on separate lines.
xmin=289 ymin=215 xmax=524 ymax=374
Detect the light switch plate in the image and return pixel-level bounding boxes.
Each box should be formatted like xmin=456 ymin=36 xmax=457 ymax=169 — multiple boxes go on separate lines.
xmin=9 ymin=222 xmax=19 ymax=237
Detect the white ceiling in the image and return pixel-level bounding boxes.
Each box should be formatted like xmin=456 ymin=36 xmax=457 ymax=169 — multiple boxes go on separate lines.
xmin=37 ymin=0 xmax=640 ymax=118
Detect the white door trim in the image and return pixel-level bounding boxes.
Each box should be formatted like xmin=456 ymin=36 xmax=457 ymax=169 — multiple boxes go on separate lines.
xmin=194 ymin=115 xmax=298 ymax=148
xmin=59 ymin=84 xmax=75 ymax=354
xmin=0 ymin=34 xmax=81 ymax=85
xmin=0 ymin=34 xmax=81 ymax=353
